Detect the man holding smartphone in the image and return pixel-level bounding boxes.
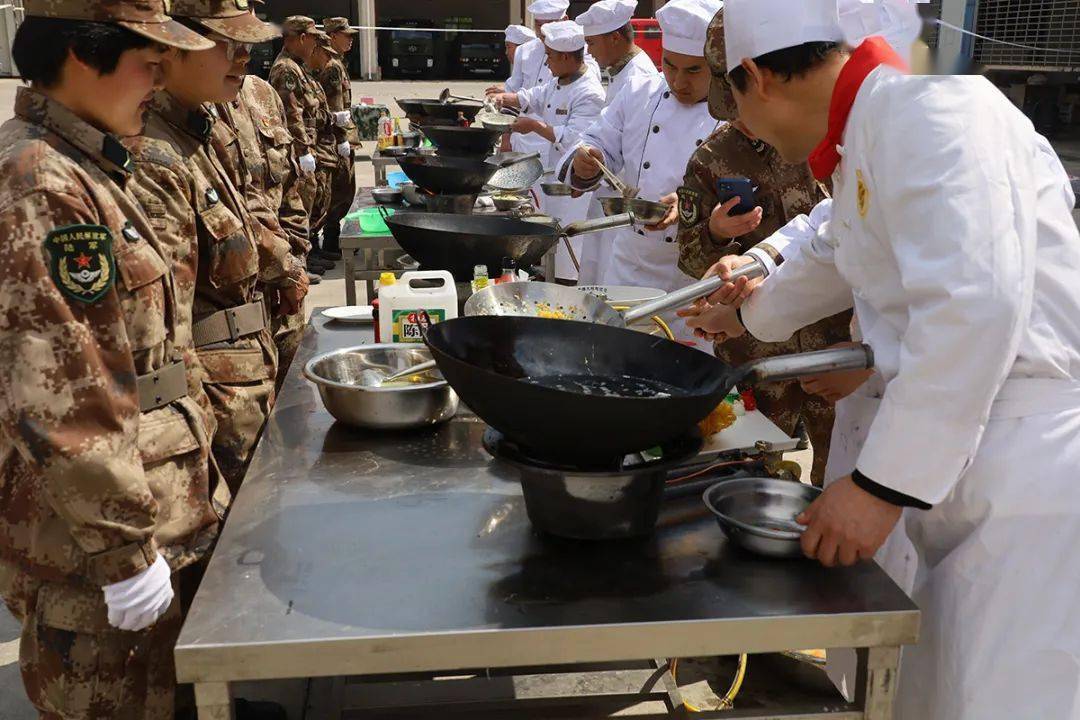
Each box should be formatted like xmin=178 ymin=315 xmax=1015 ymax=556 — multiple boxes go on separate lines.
xmin=675 ymin=7 xmax=851 ymax=486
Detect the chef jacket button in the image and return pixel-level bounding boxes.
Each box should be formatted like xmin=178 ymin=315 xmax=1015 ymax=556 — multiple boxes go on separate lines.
xmin=643 ymin=161 xmax=651 ymax=170
xmin=695 ymin=139 xmax=703 ymax=146
xmin=663 ymin=91 xmax=670 ymax=99
xmin=665 ymin=237 xmax=673 ymax=243
xmin=652 ymin=125 xmax=660 ymax=133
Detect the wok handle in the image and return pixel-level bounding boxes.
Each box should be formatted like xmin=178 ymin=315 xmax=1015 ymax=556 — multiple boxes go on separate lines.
xmin=562 ymin=212 xmax=636 ymax=237
xmin=622 ymin=259 xmax=767 ymax=324
xmin=742 ymin=345 xmax=875 ymax=384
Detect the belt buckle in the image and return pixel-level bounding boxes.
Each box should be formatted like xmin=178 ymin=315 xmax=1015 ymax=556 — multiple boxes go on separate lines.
xmin=224 ymin=307 xmax=241 ymax=342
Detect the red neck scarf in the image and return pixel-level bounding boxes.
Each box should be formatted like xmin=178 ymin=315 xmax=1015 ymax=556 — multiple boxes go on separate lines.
xmin=808 ymin=37 xmax=907 ymax=180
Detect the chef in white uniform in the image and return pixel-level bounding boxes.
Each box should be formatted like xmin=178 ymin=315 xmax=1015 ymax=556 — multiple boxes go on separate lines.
xmin=489 ymin=0 xmax=601 ymax=159
xmin=573 ymin=0 xmax=660 ymax=285
xmin=493 ymin=21 xmax=606 ymax=281
xmin=559 ymin=0 xmax=722 ymax=348
xmin=685 ymin=1 xmax=1080 ymax=717
xmin=504 ymin=24 xmax=537 ymax=69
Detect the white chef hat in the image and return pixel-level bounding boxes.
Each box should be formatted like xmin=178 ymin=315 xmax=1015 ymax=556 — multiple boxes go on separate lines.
xmin=837 ymin=0 xmax=923 ymax=64
xmin=505 ymin=24 xmax=538 ymax=45
xmin=528 ymin=0 xmax=570 ymax=22
xmin=656 ymin=0 xmax=725 ymax=57
xmin=576 ymin=0 xmax=636 ymax=38
xmin=723 ymin=0 xmax=844 ymax=73
xmin=542 ymin=20 xmax=586 ymax=52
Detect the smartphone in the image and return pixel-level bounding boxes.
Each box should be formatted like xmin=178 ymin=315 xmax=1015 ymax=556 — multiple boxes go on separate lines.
xmin=716 ymin=177 xmax=757 ymax=215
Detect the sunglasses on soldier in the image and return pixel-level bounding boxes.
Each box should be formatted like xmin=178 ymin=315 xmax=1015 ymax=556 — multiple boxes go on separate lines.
xmin=207 ymin=33 xmax=253 ymax=61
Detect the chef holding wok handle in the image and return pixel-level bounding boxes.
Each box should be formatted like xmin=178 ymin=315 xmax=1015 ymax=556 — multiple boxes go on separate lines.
xmin=684 ymin=0 xmax=1080 ymax=718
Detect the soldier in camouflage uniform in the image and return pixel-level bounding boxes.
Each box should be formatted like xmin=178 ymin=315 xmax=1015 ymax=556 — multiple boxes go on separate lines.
xmin=676 ymin=9 xmax=851 ymax=485
xmin=306 ymin=31 xmax=346 ymax=251
xmin=125 ymin=0 xmax=291 ymax=495
xmin=215 ymin=67 xmax=313 ymax=391
xmin=318 ymin=17 xmax=360 ymax=257
xmin=0 ymin=2 xmax=229 ymax=716
xmin=270 ymin=16 xmax=337 ymax=273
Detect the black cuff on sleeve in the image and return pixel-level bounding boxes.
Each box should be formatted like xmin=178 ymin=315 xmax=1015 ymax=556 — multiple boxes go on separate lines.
xmin=735 ymin=306 xmax=746 ymax=332
xmin=852 ymin=469 xmax=932 ymax=510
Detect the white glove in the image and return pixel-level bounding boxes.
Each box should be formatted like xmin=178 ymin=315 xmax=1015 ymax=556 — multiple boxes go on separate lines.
xmin=334 ymin=110 xmax=352 ymax=128
xmin=102 ymin=554 xmax=173 ymax=632
xmin=298 ymin=153 xmax=317 ymax=175
xmin=337 ymin=141 xmax=352 ymax=158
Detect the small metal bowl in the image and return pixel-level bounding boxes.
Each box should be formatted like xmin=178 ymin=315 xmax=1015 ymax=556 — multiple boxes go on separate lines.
xmin=371 ymin=187 xmax=403 ymax=204
xmin=540 ymin=182 xmax=574 ymax=197
xmin=303 ymin=345 xmax=458 ymax=430
xmin=703 ymin=478 xmax=821 ymax=558
xmin=600 ymin=197 xmax=671 ymax=225
xmin=399 ymin=182 xmax=428 ymax=207
xmin=492 ymin=194 xmax=526 ymax=211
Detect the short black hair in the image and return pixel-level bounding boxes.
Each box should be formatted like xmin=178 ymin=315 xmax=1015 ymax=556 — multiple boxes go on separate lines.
xmin=615 ymin=22 xmax=634 ymax=42
xmin=569 ymin=48 xmax=585 ymax=63
xmin=728 ymin=41 xmax=842 ymax=93
xmin=13 ymin=17 xmax=155 ymax=88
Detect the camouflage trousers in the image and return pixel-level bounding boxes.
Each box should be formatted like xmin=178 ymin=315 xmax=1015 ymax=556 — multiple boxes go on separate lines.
xmin=270 ymin=298 xmax=306 ymax=393
xmin=199 ymin=327 xmax=277 ymax=495
xmin=310 ymin=167 xmax=335 ymax=240
xmin=321 ymin=157 xmax=356 ymax=253
xmin=715 ymin=311 xmax=852 ymax=487
xmin=2 ymin=562 xmax=204 ymax=720
xmin=297 ymin=170 xmax=320 ymax=231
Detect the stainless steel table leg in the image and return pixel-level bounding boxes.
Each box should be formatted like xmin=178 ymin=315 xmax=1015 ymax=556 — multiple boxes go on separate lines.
xmin=344 ymin=249 xmax=356 ymax=306
xmin=195 ymin=682 xmax=234 ymax=720
xmin=855 ymin=646 xmax=901 ymax=720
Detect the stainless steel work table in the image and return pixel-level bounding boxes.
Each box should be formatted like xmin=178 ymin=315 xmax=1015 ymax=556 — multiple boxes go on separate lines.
xmin=176 ymin=314 xmax=920 ymax=719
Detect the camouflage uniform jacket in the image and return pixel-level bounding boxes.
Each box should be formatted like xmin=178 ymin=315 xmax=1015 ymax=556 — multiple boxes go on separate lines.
xmin=317 ymin=56 xmax=358 ymax=146
xmin=213 ymin=77 xmax=310 ymax=274
xmin=0 ymin=88 xmax=223 ymax=598
xmin=269 ymin=50 xmax=320 ymax=160
xmin=308 ymin=68 xmax=341 ymax=171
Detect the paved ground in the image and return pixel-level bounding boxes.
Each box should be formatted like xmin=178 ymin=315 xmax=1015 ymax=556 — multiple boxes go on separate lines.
xmin=0 ymin=77 xmax=1078 ymax=717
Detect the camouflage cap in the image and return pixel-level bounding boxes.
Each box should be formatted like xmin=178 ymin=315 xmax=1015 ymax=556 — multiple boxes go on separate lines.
xmin=282 ymin=15 xmax=318 ymax=36
xmin=323 ymin=17 xmax=358 ymax=35
xmin=705 ymin=8 xmax=737 ymax=122
xmin=21 ymin=0 xmax=215 ymax=51
xmin=312 ymin=30 xmax=340 ymax=56
xmin=168 ymin=0 xmax=280 ymax=43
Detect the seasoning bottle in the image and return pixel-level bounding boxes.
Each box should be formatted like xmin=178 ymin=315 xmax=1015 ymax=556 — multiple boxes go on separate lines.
xmin=740 ymin=388 xmax=757 ymax=413
xmin=391 ymin=117 xmax=403 ymax=146
xmin=471 ymin=264 xmax=489 ymax=295
xmin=498 ymin=257 xmax=517 ymax=284
xmin=374 ymin=272 xmax=396 ymax=342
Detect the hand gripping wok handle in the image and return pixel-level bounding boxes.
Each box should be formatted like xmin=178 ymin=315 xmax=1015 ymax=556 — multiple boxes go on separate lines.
xmin=744 ymin=345 xmax=875 ymax=384
xmin=622 ymin=258 xmax=767 ymax=324
xmin=561 ymin=212 xmax=636 ymax=237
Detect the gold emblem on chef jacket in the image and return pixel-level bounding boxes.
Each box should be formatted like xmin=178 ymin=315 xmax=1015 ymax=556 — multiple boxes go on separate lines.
xmin=856 ymin=169 xmax=869 ymax=218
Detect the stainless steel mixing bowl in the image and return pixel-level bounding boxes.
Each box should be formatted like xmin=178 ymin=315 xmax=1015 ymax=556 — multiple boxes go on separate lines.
xmin=703 ymin=478 xmax=821 ymax=558
xmin=303 ymin=344 xmax=458 ymax=430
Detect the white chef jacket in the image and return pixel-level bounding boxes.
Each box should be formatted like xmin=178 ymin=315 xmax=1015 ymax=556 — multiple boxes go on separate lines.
xmin=518 ymin=71 xmax=606 ymax=280
xmin=604 ymin=49 xmax=659 ymax=104
xmin=741 ymin=67 xmax=1080 ymax=720
xmin=576 ymin=50 xmax=663 ymax=285
xmin=505 ymin=39 xmax=601 ymax=162
xmin=558 ymin=75 xmax=717 ymax=346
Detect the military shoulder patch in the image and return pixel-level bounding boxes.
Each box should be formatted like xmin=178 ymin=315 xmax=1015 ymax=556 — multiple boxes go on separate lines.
xmin=677 ymin=186 xmax=702 ymax=228
xmin=44 ymin=225 xmax=115 ymax=304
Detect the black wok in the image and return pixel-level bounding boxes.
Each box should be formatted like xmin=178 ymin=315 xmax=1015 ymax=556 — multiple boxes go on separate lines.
xmin=420 ymin=124 xmax=504 ymax=158
xmin=394 ymin=97 xmax=441 ymax=117
xmin=396 ymin=155 xmax=499 ymax=195
xmin=425 ymin=316 xmax=874 ymax=465
xmin=384 ymin=212 xmax=635 ymax=282
xmin=419 ymin=100 xmax=484 ymax=122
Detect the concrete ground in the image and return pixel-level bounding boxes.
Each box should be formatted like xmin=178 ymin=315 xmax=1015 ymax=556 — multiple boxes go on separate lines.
xmin=0 ymin=77 xmax=1078 ymax=717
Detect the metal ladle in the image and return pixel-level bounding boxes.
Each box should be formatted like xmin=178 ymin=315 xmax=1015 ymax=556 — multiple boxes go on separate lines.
xmin=361 ymin=359 xmax=439 ymax=387
xmin=439 ymin=88 xmax=484 ymax=104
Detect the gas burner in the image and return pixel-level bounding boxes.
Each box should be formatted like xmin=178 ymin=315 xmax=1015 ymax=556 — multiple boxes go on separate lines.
xmin=425 ymin=193 xmax=477 ymax=214
xmin=483 ymin=428 xmax=703 ymax=540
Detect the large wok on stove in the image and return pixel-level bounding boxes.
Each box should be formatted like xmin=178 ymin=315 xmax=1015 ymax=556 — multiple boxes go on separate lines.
xmin=394 ymin=97 xmax=441 ymax=118
xmin=419 ymin=100 xmax=485 ymax=122
xmin=425 ymin=316 xmax=874 ymax=465
xmin=384 ymin=212 xmax=635 ymax=281
xmin=395 ymin=155 xmax=500 ymax=196
xmin=419 ymin=124 xmax=504 ymax=158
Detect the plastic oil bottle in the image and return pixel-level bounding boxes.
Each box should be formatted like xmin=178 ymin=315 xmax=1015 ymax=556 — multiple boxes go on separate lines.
xmin=377 ymin=270 xmax=458 ymax=343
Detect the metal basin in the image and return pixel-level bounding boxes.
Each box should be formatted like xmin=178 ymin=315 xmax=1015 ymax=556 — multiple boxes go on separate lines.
xmin=303 ymin=345 xmax=458 ymax=430
xmin=703 ymin=478 xmax=821 ymax=558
